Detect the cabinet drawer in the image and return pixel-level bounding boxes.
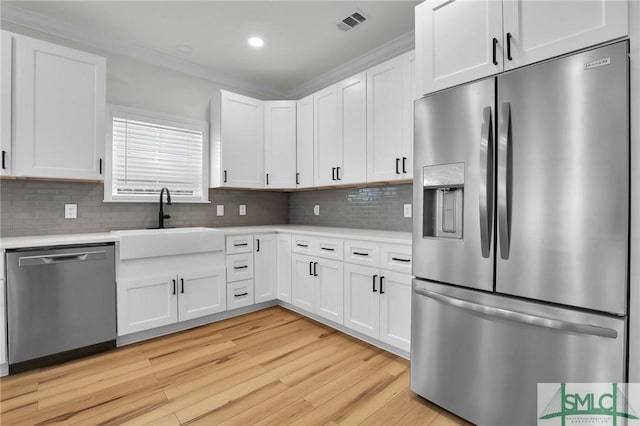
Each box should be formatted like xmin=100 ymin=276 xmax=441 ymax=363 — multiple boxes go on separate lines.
xmin=344 ymin=240 xmax=379 ymax=267
xmin=317 ymin=237 xmax=343 ymax=261
xmin=226 ymin=253 xmax=254 ymax=282
xmin=227 ymin=279 xmax=254 ymax=309
xmin=226 ymin=235 xmax=254 ymax=254
xmin=291 ymin=235 xmax=317 ymax=255
xmin=380 ymin=244 xmax=412 ymax=274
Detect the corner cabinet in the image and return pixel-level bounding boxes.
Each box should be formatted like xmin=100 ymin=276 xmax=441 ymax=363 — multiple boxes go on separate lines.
xmin=214 ymin=90 xmax=264 ymax=188
xmin=264 ymin=101 xmax=296 ymax=189
xmin=11 ymin=33 xmax=106 ymax=180
xmin=415 ymin=0 xmax=628 ymax=95
xmin=313 ymin=85 xmax=339 ymax=186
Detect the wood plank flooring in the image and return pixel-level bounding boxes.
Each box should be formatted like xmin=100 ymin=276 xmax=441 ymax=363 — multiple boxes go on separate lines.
xmin=0 ymin=307 xmax=470 ymax=425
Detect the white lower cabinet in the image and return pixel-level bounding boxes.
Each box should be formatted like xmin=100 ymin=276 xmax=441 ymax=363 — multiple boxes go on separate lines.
xmin=277 ymin=234 xmax=292 ymax=303
xmin=344 ymin=263 xmax=412 ymax=352
xmin=254 ymin=234 xmax=277 ymax=303
xmin=227 ymin=279 xmax=254 ymax=309
xmin=292 ymin=253 xmax=316 ymax=311
xmin=178 ymin=268 xmax=227 ymax=322
xmin=291 ymin=253 xmax=344 ymax=324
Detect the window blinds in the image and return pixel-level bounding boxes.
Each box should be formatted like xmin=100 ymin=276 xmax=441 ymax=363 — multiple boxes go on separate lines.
xmin=111 ymin=116 xmax=204 ymax=200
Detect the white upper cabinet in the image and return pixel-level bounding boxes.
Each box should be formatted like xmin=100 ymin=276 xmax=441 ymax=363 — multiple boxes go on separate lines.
xmin=415 ymin=0 xmax=503 ymax=95
xmin=217 ymin=90 xmax=264 ymax=188
xmin=367 ymin=56 xmax=413 ymax=182
xmin=314 ymin=85 xmax=339 ymax=186
xmin=336 ymin=72 xmax=367 ymax=184
xmin=1 ymin=31 xmax=12 ymax=177
xmin=416 ymin=0 xmax=629 ymax=95
xmin=264 ymin=101 xmax=296 ymax=189
xmin=296 ymin=95 xmax=314 ymax=188
xmin=13 ymin=34 xmax=106 ymax=180
xmin=401 ymin=50 xmax=416 ymax=178
xmin=502 ymin=0 xmax=628 ymax=70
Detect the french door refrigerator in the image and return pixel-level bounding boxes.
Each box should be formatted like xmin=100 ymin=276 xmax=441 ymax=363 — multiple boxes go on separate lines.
xmin=411 ymin=41 xmax=629 ymax=426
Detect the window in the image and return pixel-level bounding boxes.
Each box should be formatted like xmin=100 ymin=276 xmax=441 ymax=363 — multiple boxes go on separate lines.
xmin=105 ymin=106 xmax=209 ymax=202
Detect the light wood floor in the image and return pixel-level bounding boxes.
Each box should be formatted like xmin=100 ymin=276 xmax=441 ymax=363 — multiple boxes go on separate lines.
xmin=0 ymin=306 xmax=470 ymax=425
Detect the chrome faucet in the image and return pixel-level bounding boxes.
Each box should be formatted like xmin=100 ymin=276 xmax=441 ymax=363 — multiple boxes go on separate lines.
xmin=158 ymin=187 xmax=172 ymax=228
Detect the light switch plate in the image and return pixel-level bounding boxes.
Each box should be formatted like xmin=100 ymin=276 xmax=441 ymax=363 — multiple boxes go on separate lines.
xmin=65 ymin=203 xmax=77 ymax=219
xmin=239 ymin=205 xmax=246 ymax=216
xmin=216 ymin=205 xmax=224 ymax=216
xmin=313 ymin=205 xmax=320 ymax=216
xmin=404 ymin=204 xmax=412 ymax=218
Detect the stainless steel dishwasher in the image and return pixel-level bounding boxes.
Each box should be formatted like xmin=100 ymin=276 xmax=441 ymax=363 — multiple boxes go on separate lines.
xmin=6 ymin=243 xmax=116 ymax=373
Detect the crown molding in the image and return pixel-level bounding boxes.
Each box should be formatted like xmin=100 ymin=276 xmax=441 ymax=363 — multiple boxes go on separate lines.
xmin=287 ymin=30 xmax=415 ymax=99
xmin=0 ymin=3 xmax=288 ymax=99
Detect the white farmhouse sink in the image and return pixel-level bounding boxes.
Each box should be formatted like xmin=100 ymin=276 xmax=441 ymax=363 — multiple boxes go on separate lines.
xmin=112 ymin=227 xmax=224 ymax=260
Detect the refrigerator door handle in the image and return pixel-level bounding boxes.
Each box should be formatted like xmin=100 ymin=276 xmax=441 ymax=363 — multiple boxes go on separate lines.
xmin=498 ymin=101 xmax=512 ymax=260
xmin=479 ymin=106 xmax=494 ymax=258
xmin=414 ymin=288 xmax=618 ymax=339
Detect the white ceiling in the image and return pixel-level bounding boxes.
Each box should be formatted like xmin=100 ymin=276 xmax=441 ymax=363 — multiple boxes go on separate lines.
xmin=2 ymin=1 xmax=418 ymax=98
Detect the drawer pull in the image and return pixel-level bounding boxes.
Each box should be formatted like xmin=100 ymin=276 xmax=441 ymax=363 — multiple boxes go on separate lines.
xmin=233 ymin=265 xmax=249 ymax=270
xmin=321 ymin=247 xmax=335 ymax=252
xmin=353 ymin=252 xmax=369 ymax=257
xmin=391 ymin=257 xmax=411 ymax=263
xmin=296 ymin=243 xmax=309 ymax=248
xmin=234 ymin=292 xmax=248 ymax=297
xmin=233 ymin=243 xmax=248 ymax=247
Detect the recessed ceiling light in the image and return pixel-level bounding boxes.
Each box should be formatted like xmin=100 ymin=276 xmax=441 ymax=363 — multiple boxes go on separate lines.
xmin=176 ymin=44 xmax=193 ymax=54
xmin=248 ymin=37 xmax=264 ymax=48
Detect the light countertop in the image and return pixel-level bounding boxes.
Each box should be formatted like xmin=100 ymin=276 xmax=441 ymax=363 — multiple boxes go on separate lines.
xmin=0 ymin=225 xmax=411 ymax=250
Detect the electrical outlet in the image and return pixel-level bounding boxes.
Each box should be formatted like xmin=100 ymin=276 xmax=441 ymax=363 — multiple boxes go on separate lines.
xmin=404 ymin=204 xmax=412 ymax=218
xmin=216 ymin=205 xmax=224 ymax=216
xmin=239 ymin=205 xmax=246 ymax=216
xmin=313 ymin=205 xmax=320 ymax=216
xmin=65 ymin=204 xmax=77 ymax=219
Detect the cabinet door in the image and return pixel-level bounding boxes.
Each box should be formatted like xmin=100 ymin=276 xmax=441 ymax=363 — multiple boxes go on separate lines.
xmin=13 ymin=35 xmax=106 ymax=180
xmin=315 ymin=258 xmax=344 ymax=324
xmin=117 ymin=274 xmax=178 ymax=336
xmin=366 ymin=57 xmax=404 ymax=183
xmin=178 ymin=267 xmax=226 ymax=321
xmin=1 ymin=31 xmax=12 ymax=177
xmin=291 ymin=253 xmax=315 ymax=312
xmin=277 ymin=233 xmax=292 ymax=303
xmin=401 ymin=50 xmax=416 ymax=179
xmin=220 ymin=90 xmax=264 ymax=188
xmin=502 ymin=0 xmax=628 ymax=70
xmin=337 ymin=72 xmax=367 ymax=184
xmin=343 ymin=263 xmax=379 ymax=339
xmin=415 ymin=0 xmax=503 ymax=95
xmin=264 ymin=101 xmax=296 ymax=188
xmin=378 ymin=271 xmax=411 ymax=352
xmin=254 ymin=234 xmax=277 ymax=303
xmin=314 ymin=85 xmax=338 ymax=186
xmin=296 ymin=95 xmax=314 ymax=188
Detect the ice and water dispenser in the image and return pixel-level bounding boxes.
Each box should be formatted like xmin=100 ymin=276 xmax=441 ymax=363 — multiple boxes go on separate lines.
xmin=422 ymin=163 xmax=464 ymax=239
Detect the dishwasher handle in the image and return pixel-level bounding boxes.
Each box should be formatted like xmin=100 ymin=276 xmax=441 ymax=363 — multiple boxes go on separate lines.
xmin=18 ymin=250 xmax=107 ymax=267
xmin=414 ymin=288 xmax=618 ymax=339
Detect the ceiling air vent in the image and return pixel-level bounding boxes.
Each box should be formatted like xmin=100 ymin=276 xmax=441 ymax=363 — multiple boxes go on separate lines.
xmin=337 ymin=9 xmax=368 ymax=31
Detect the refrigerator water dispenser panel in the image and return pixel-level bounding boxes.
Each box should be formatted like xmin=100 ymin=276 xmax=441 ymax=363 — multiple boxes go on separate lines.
xmin=423 ymin=163 xmax=464 ymax=239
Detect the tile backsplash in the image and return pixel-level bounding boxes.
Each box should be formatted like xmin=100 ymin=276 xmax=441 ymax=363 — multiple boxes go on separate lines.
xmin=289 ymin=184 xmax=413 ymax=232
xmin=0 ymin=180 xmax=288 ymax=237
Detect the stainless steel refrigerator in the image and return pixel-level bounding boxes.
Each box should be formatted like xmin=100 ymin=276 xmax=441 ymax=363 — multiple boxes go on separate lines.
xmin=411 ymin=41 xmax=629 ymax=425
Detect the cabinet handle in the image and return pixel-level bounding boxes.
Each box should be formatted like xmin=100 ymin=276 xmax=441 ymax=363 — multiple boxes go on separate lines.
xmin=380 ymin=276 xmax=385 ymax=294
xmin=492 ymin=38 xmax=498 ymax=66
xmin=309 ymin=261 xmax=314 ymax=276
xmin=181 ymin=278 xmax=185 ymax=294
xmin=224 ymin=170 xmax=228 ymax=183
xmin=402 ymin=157 xmax=407 ymax=174
xmin=506 ymin=32 xmax=513 ymax=61
xmin=336 ymin=167 xmax=341 ymax=180
xmin=256 ymin=238 xmax=260 ymax=252
xmin=99 ymin=158 xmax=103 ymax=174
xmin=296 ymin=172 xmax=300 ymax=185
xmin=2 ymin=150 xmax=6 ymax=169
xmin=353 ymin=251 xmax=369 ymax=257
xmin=233 ymin=265 xmax=248 ymax=270
xmin=395 ymin=158 xmax=400 ymax=174
xmin=332 ymin=167 xmax=336 ymax=181
xmin=372 ymin=274 xmax=378 ymax=293
xmin=391 ymin=257 xmax=411 ymax=263
xmin=297 ymin=243 xmax=309 ymax=248
xmin=235 ymin=292 xmax=249 ymax=297
xmin=233 ymin=243 xmax=248 ymax=247
xmin=313 ymin=262 xmax=318 ymax=276
xmin=172 ymin=279 xmax=176 ymax=295
xmin=321 ymin=247 xmax=335 ymax=252
xmin=266 ymin=173 xmax=269 ymax=185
